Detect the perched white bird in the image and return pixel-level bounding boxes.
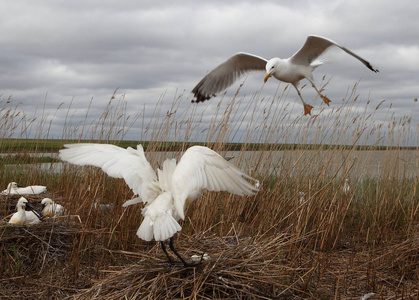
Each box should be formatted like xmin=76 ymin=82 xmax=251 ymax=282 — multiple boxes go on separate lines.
xmin=8 ymin=197 xmax=42 ymax=225
xmin=343 ymin=178 xmax=351 ymax=195
xmin=59 ymin=143 xmax=258 ymax=266
xmin=192 ymin=34 xmax=378 ymax=115
xmin=298 ymin=192 xmax=305 ymax=206
xmin=1 ymin=182 xmax=47 ymax=195
xmin=40 ymin=198 xmax=64 ymax=216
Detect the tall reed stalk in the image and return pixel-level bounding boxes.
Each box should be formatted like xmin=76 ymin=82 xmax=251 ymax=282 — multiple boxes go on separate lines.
xmin=0 ymin=85 xmax=418 ymax=298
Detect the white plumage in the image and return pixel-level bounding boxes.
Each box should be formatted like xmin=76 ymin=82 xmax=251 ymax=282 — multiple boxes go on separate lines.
xmin=1 ymin=182 xmax=47 ymax=195
xmin=41 ymin=198 xmax=64 ymax=216
xmin=59 ymin=144 xmax=258 ymax=243
xmin=192 ymin=35 xmax=378 ymax=115
xmin=343 ymin=178 xmax=351 ymax=195
xmin=8 ymin=197 xmax=41 ymax=225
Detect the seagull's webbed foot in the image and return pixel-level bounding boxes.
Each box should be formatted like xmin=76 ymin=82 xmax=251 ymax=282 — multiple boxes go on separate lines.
xmin=310 ymin=82 xmax=331 ymax=106
xmin=320 ymin=95 xmax=331 ymax=106
xmin=303 ymin=104 xmax=314 ymax=115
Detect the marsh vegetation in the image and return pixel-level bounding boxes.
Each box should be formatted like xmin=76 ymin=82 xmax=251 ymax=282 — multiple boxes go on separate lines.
xmin=0 ymin=86 xmax=418 ymax=299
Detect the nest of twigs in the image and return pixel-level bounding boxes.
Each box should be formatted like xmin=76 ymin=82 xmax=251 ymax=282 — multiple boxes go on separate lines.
xmin=0 ymin=225 xmax=418 ymax=299
xmin=0 ymin=219 xmax=81 ymax=276
xmin=68 ymin=231 xmax=419 ymax=300
xmin=71 ymin=233 xmax=301 ymax=300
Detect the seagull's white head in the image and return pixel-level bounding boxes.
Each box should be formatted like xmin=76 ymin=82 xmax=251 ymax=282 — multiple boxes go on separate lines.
xmin=264 ymin=58 xmax=280 ymax=83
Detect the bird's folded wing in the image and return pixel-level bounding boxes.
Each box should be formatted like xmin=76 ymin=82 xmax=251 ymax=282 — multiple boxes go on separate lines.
xmin=171 ymin=146 xmax=258 ymax=219
xmin=59 ymin=143 xmax=157 ymax=202
xmin=192 ymin=52 xmax=267 ymax=102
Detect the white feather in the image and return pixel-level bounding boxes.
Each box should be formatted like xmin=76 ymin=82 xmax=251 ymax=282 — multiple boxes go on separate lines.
xmin=2 ymin=182 xmax=46 ymax=195
xmin=60 ymin=144 xmax=258 ymax=241
xmin=25 ymin=211 xmax=41 ymax=224
xmin=41 ymin=198 xmax=64 ymax=216
xmin=172 ymin=146 xmax=258 ymax=219
xmin=9 ymin=197 xmax=41 ymax=225
xmin=122 ymin=197 xmax=143 ymax=208
xmin=59 ymin=143 xmax=157 ymax=203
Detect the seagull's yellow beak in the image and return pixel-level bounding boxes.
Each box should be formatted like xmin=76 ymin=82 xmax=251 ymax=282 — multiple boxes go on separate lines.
xmin=264 ymin=73 xmax=272 ymax=83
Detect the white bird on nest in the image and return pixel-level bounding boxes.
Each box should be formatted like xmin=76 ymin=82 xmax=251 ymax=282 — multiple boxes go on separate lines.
xmin=1 ymin=182 xmax=47 ymax=195
xmin=8 ymin=197 xmax=42 ymax=225
xmin=59 ymin=143 xmax=258 ymax=267
xmin=343 ymin=178 xmax=351 ymax=195
xmin=192 ymin=34 xmax=378 ymax=115
xmin=40 ymin=198 xmax=64 ymax=216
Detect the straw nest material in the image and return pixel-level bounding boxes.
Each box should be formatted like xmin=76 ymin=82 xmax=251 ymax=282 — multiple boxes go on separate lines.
xmin=72 ymin=233 xmax=300 ymax=300
xmin=0 ymin=228 xmax=418 ymax=299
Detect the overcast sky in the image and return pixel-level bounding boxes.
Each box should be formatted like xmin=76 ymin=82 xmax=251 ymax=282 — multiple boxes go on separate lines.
xmin=0 ymin=0 xmax=418 ymax=144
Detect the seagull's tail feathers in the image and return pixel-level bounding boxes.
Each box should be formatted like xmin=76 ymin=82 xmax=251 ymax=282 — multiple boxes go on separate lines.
xmin=136 ymin=213 xmax=181 ymax=242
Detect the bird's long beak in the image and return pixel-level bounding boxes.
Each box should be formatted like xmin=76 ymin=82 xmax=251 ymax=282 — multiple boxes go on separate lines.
xmin=25 ymin=203 xmax=43 ymax=221
xmin=264 ymin=73 xmax=272 ymax=83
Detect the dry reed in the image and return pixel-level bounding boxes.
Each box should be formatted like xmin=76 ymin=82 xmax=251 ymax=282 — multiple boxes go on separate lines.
xmin=0 ymin=85 xmax=418 ymax=299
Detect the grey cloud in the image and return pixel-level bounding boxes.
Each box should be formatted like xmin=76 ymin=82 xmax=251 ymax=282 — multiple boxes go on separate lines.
xmin=0 ymin=0 xmax=418 ymax=142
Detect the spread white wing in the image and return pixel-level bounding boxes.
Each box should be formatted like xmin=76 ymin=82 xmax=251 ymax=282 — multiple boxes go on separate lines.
xmin=59 ymin=143 xmax=158 ymax=202
xmin=171 ymin=146 xmax=258 ymax=219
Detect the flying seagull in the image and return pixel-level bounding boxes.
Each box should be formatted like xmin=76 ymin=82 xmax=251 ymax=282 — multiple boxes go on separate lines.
xmin=59 ymin=143 xmax=258 ymax=267
xmin=192 ymin=35 xmax=378 ymax=115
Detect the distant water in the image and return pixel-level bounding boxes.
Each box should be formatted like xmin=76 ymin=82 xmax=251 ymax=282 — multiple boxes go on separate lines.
xmin=4 ymin=150 xmax=418 ymax=179
xmin=125 ymin=149 xmax=419 ymax=179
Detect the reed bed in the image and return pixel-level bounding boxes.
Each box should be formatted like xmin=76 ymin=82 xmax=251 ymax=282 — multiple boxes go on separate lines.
xmin=0 ymin=86 xmax=418 ymax=299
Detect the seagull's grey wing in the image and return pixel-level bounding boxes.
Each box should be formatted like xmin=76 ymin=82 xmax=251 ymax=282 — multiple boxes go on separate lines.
xmin=290 ymin=35 xmax=379 ymax=72
xmin=192 ymin=53 xmax=267 ymax=103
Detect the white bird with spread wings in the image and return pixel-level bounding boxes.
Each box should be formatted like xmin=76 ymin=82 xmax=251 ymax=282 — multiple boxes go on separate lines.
xmin=59 ymin=143 xmax=258 ymax=266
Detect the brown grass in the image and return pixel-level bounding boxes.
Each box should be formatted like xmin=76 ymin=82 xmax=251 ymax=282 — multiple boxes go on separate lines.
xmin=1 ymin=86 xmax=418 ymax=299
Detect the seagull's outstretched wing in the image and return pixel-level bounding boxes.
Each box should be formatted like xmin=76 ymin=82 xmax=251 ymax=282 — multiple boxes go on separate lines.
xmin=59 ymin=143 xmax=157 ymax=202
xmin=290 ymin=35 xmax=379 ymax=72
xmin=171 ymin=146 xmax=258 ymax=219
xmin=192 ymin=52 xmax=267 ymax=103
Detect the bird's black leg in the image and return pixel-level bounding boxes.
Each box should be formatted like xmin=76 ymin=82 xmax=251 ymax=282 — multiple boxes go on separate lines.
xmin=168 ymin=237 xmax=200 ymax=267
xmin=161 ymin=241 xmax=175 ymax=264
